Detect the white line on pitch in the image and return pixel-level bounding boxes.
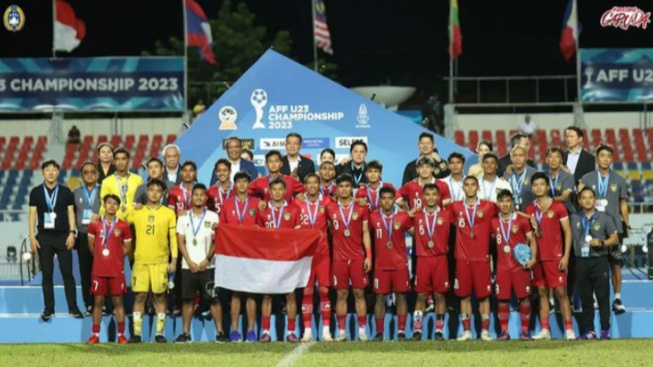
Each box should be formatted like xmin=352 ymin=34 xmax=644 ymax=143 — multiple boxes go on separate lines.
xmin=275 ymin=342 xmax=315 ymax=367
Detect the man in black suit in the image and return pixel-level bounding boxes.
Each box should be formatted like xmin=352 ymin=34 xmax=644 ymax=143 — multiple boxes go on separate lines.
xmin=401 ymin=132 xmax=450 ymax=186
xmin=280 ymin=133 xmax=315 ymax=182
xmin=497 ymin=133 xmax=535 ymax=177
xmin=337 ymin=140 xmax=368 ymax=188
xmin=562 ymin=126 xmax=595 ymax=185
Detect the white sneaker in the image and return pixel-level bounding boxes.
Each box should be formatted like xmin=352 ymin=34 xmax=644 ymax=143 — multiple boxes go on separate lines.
xmin=322 ymin=329 xmax=334 ymax=342
xmin=457 ymin=330 xmax=473 ymax=341
xmin=532 ymin=329 xmax=551 ymax=340
xmin=565 ymin=329 xmax=576 ymax=340
xmin=480 ymin=330 xmax=493 ymax=341
xmin=335 ymin=330 xmax=346 ymax=342
xmin=358 ymin=327 xmax=368 ymax=341
xmin=301 ymin=329 xmax=312 ymax=343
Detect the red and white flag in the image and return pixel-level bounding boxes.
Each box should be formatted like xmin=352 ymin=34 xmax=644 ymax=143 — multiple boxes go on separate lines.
xmin=54 ymin=0 xmax=86 ymax=52
xmin=313 ymin=0 xmax=333 ymax=55
xmin=214 ymin=224 xmax=320 ymax=294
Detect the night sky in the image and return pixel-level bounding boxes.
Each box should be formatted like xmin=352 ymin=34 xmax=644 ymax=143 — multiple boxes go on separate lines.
xmin=1 ymin=0 xmax=652 ymax=88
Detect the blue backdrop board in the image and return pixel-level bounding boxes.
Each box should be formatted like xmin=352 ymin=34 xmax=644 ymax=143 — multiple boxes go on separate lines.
xmin=177 ymin=50 xmax=475 ymax=186
xmin=0 ymin=57 xmax=184 ymax=111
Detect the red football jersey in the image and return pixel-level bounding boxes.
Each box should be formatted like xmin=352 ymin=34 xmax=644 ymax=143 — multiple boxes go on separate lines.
xmin=525 ymin=201 xmax=568 ymax=261
xmin=355 ymin=182 xmax=398 ymax=211
xmin=491 ymin=214 xmax=532 ymax=272
xmin=88 ymin=219 xmax=132 ymax=277
xmin=293 ymin=195 xmax=332 ymax=255
xmin=369 ymin=210 xmax=413 ymax=270
xmin=320 ymin=182 xmax=337 ymax=199
xmin=257 ymin=202 xmax=301 ymax=229
xmin=326 ymin=201 xmax=369 ymax=261
xmin=413 ymin=208 xmax=454 ymax=257
xmin=449 ymin=200 xmax=498 ymax=261
xmin=248 ymin=174 xmax=305 ymax=204
xmin=206 ymin=184 xmax=234 ymax=214
xmin=399 ymin=178 xmax=451 ymax=210
xmin=219 ymin=195 xmax=261 ymax=227
xmin=168 ymin=185 xmax=193 ymax=216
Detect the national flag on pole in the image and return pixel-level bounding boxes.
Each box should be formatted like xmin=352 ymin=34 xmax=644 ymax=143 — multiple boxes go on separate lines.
xmin=314 ymin=0 xmax=333 ymax=55
xmin=185 ymin=0 xmax=217 ymax=65
xmin=53 ymin=0 xmax=86 ymax=52
xmin=560 ymin=0 xmax=578 ymax=61
xmin=449 ymin=0 xmax=462 ymax=60
xmin=214 ymin=224 xmax=320 ymax=294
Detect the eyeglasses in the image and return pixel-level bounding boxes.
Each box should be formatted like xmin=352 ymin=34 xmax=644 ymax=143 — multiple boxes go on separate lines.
xmin=82 ymin=170 xmax=97 ymax=175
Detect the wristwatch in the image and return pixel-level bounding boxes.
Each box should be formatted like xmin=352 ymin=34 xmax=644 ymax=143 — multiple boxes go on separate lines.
xmin=70 ymin=229 xmax=78 ymax=238
xmin=600 ymin=240 xmax=605 ymax=248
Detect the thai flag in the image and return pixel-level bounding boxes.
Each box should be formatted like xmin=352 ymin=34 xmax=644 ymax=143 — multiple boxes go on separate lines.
xmin=560 ymin=0 xmax=578 ymax=62
xmin=185 ymin=0 xmax=217 ymax=65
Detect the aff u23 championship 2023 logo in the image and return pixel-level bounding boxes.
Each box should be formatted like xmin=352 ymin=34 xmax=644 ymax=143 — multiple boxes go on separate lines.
xmin=3 ymin=5 xmax=25 ymax=32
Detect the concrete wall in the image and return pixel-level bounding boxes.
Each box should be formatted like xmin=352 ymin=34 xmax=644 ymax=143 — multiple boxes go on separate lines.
xmin=455 ymin=111 xmax=649 ymax=131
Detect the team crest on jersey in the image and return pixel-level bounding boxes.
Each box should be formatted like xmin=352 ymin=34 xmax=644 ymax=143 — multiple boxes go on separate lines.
xmin=284 ymin=213 xmax=291 ymax=221
xmin=477 ymin=211 xmax=484 ymax=218
xmin=434 ymin=168 xmax=441 ymax=175
xmin=556 ymin=183 xmax=562 ymax=190
xmin=512 ymin=225 xmax=519 ymax=233
xmin=248 ymin=208 xmax=256 ymax=216
xmin=148 ymin=215 xmax=155 ymax=222
xmin=114 ymin=229 xmax=121 ymax=237
xmin=547 ymin=210 xmax=555 ymax=218
xmin=394 ymin=221 xmax=401 ymax=230
xmin=524 ymin=179 xmax=530 ymax=186
xmin=352 ymin=212 xmax=359 ymax=220
xmin=610 ymin=184 xmax=618 ymax=192
xmin=204 ymin=221 xmax=211 ymax=228
xmin=437 ymin=217 xmax=444 ymax=225
xmin=576 ymin=222 xmax=581 ymax=229
xmin=593 ymin=222 xmax=601 ymax=231
xmin=319 ymin=206 xmax=325 ymax=213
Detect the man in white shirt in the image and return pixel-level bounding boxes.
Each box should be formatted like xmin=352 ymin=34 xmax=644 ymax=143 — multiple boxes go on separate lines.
xmin=440 ymin=152 xmax=466 ymax=205
xmin=162 ymin=144 xmax=182 ymax=185
xmin=519 ymin=114 xmax=537 ymax=137
xmin=479 ymin=153 xmax=512 ymax=203
xmin=223 ymin=137 xmax=258 ymax=184
xmin=281 ymin=133 xmax=316 ymax=182
xmin=174 ymin=183 xmax=223 ymax=343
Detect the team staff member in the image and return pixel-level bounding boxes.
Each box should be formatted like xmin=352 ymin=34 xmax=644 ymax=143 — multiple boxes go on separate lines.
xmin=563 ymin=126 xmax=595 ymax=186
xmin=281 ymin=133 xmax=316 ymax=182
xmin=128 ymin=179 xmax=178 ymax=343
xmin=440 ymin=152 xmax=466 ymax=204
xmin=572 ymin=187 xmax=619 ymax=340
xmin=162 ymin=144 xmax=182 ymax=185
xmin=100 ymin=148 xmax=143 ymax=220
xmin=504 ymin=145 xmax=537 ymax=211
xmin=135 ymin=158 xmax=174 ymax=206
xmin=29 ymin=160 xmax=83 ymax=321
xmin=73 ymin=162 xmax=101 ymax=314
xmin=498 ymin=133 xmax=535 ymax=177
xmin=175 ymin=184 xmax=224 ymax=343
xmin=86 ymin=194 xmax=132 ymax=344
xmin=337 ymin=141 xmax=369 ymax=188
xmin=96 ymin=143 xmax=116 ymax=184
xmin=402 ymin=132 xmax=450 ymax=185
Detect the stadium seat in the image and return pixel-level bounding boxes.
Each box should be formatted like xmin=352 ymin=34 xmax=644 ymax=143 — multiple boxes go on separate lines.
xmin=550 ymin=129 xmax=561 ymax=147
xmin=604 ymin=129 xmax=619 ymax=162
xmin=536 ymin=130 xmax=546 ymax=162
xmin=619 ymin=129 xmax=634 ymax=163
xmin=582 ymin=129 xmax=590 ymax=150
xmin=468 ymin=131 xmax=479 ymax=151
xmin=591 ymin=129 xmax=602 ymax=149
xmin=454 ymin=130 xmax=464 ymax=147
xmin=165 ymin=134 xmax=176 ymax=145
xmin=496 ymin=130 xmax=507 ymax=156
xmin=481 ymin=130 xmax=492 ymax=143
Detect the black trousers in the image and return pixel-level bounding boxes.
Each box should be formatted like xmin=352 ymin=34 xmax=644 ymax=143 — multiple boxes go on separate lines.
xmin=37 ymin=233 xmax=78 ymax=313
xmin=75 ymin=234 xmax=93 ymax=309
xmin=576 ymin=256 xmax=611 ymax=333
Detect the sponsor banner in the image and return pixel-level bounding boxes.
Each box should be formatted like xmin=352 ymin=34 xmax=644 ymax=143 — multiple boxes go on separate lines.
xmin=580 ymin=48 xmax=653 ymax=102
xmin=302 ymin=137 xmax=330 ymax=149
xmin=222 ymin=138 xmax=254 ymax=150
xmin=335 ymin=136 xmax=368 ymax=149
xmin=0 ymin=57 xmax=184 ymax=111
xmin=259 ymin=138 xmax=286 ymax=150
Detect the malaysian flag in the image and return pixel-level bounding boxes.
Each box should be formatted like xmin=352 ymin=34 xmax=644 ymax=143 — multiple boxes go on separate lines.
xmin=313 ymin=0 xmax=333 ymax=54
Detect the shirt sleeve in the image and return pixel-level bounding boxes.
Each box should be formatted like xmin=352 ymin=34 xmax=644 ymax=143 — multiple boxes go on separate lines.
xmin=604 ymin=214 xmax=618 ymax=235
xmin=618 ymin=177 xmax=628 ymax=200
xmin=167 ymin=189 xmax=176 ymax=209
xmin=521 ymin=217 xmax=532 ymax=235
xmin=176 ymin=216 xmax=186 ymax=235
xmin=29 ymin=187 xmax=38 ymax=207
xmin=293 ymin=177 xmax=306 ymax=195
xmin=399 ymin=184 xmax=409 ymax=200
xmin=99 ymin=179 xmax=110 ymax=215
xmin=557 ymin=203 xmax=569 ymax=220
xmin=562 ymin=174 xmax=574 ymax=192
xmin=168 ymin=212 xmax=178 ymax=258
xmin=122 ymin=222 xmax=133 ymax=241
xmin=87 ymin=222 xmax=97 ymax=237
xmin=438 ymin=182 xmax=451 ymax=201
xmin=247 ymin=180 xmax=259 ymax=198
xmin=403 ymin=213 xmax=414 ymax=231
xmin=64 ymin=187 xmax=75 ymax=206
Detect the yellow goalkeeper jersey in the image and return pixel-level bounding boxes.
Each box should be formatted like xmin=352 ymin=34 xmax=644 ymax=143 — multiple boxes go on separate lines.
xmin=128 ymin=204 xmax=178 ymax=264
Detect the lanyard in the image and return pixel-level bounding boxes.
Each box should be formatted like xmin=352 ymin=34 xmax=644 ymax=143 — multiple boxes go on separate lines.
xmin=269 ymin=202 xmax=286 ymax=229
xmin=597 ymin=172 xmax=610 ymax=198
xmin=338 ymin=201 xmax=354 ymax=231
xmin=511 ymin=169 xmax=527 ymax=204
xmin=189 ymin=209 xmax=207 ymax=239
xmin=449 ymin=177 xmax=462 ymax=201
xmin=582 ymin=213 xmax=596 ymax=238
xmin=351 ymin=162 xmax=364 ymax=186
xmin=115 ymin=173 xmax=130 ymax=203
xmin=304 ymin=196 xmax=321 ymax=228
xmin=102 ymin=217 xmax=117 ymax=249
xmin=464 ymin=199 xmax=479 ymax=230
xmin=234 ymin=196 xmax=249 ymax=225
xmin=320 ymin=182 xmax=334 ymax=197
xmin=481 ymin=177 xmax=497 ymax=201
xmin=549 ymin=171 xmax=560 ymax=197
xmin=83 ymin=184 xmax=98 ymax=208
xmin=366 ymin=183 xmax=382 ymax=210
xmin=381 ymin=211 xmax=396 ymax=241
xmin=43 ymin=184 xmax=59 ymax=212
xmin=499 ymin=214 xmax=513 ymax=245
xmin=423 ymin=207 xmax=440 ymax=240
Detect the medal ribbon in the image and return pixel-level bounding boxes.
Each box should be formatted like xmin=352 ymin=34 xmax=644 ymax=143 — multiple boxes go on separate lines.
xmin=189 ymin=209 xmax=207 ymax=241
xmin=338 ymin=201 xmax=354 ymax=232
xmin=102 ymin=217 xmax=117 ymax=250
xmin=464 ymin=199 xmax=479 ymax=233
xmin=269 ymin=202 xmax=286 ymax=229
xmin=234 ymin=196 xmax=249 ymax=225
xmin=423 ymin=207 xmax=440 ymax=241
xmin=380 ymin=211 xmax=395 ymax=243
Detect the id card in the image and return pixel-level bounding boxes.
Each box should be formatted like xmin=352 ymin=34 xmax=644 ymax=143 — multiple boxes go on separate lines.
xmin=581 ymin=242 xmax=590 ymax=258
xmin=82 ymin=209 xmax=92 ymax=225
xmin=44 ymin=212 xmax=56 ymax=229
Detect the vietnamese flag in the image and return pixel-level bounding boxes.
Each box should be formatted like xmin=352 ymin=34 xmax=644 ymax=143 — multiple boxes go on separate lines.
xmin=449 ymin=0 xmax=462 ymax=60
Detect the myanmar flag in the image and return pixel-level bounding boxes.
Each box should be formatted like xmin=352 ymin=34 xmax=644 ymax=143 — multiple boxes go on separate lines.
xmin=449 ymin=0 xmax=462 ymax=60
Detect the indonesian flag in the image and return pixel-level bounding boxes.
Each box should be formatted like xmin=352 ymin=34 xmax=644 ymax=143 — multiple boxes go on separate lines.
xmin=215 ymin=224 xmax=320 ymax=294
xmin=53 ymin=0 xmax=86 ymax=52
xmin=560 ymin=0 xmax=578 ymax=62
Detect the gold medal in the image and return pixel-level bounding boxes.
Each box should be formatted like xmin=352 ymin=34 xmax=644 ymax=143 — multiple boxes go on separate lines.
xmin=121 ymin=205 xmax=127 ymax=212
xmin=102 ymin=248 xmax=110 ymax=257
xmin=503 ymin=245 xmax=510 ymax=253
xmin=193 ymin=238 xmax=197 ymax=246
xmin=470 ymin=230 xmax=475 ymax=239
xmin=344 ymin=229 xmax=351 ymax=238
xmin=427 ymin=240 xmax=435 ymax=249
xmin=386 ymin=241 xmax=393 ymax=249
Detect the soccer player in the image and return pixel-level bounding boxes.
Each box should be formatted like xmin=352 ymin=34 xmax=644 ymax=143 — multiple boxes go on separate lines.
xmin=572 ymin=187 xmax=619 ymax=340
xmin=128 ymin=179 xmax=178 ymax=343
xmin=369 ymin=187 xmax=413 ymax=341
xmin=478 ymin=153 xmax=512 ymax=203
xmin=175 ymin=184 xmax=223 ymax=343
xmin=318 ymin=161 xmax=338 ymax=198
xmin=296 ymin=173 xmax=334 ymax=342
xmin=397 ymin=156 xmax=451 ymax=211
xmin=326 ymin=174 xmax=372 ymax=341
xmin=207 ymin=159 xmax=234 ymax=214
xmin=168 ymin=161 xmax=198 ymax=216
xmin=526 ymin=172 xmax=575 ymax=340
xmin=355 ymin=160 xmax=397 ymax=211
xmin=100 ymin=148 xmax=143 ymax=220
xmin=440 ymin=152 xmax=466 ymax=204
xmin=450 ymin=176 xmax=497 ymax=341
xmin=219 ymin=171 xmax=261 ymax=342
xmin=86 ymin=194 xmax=132 ymax=344
xmin=134 ymin=158 xmax=173 ymax=207
xmin=580 ymin=144 xmax=629 ymax=315
xmin=249 ymin=150 xmax=305 ymax=203
xmin=410 ymin=183 xmax=454 ymax=341
xmin=257 ymin=179 xmax=302 ymax=342
xmin=503 ymin=146 xmax=537 ymax=211
xmin=492 ymin=189 xmax=537 ymax=341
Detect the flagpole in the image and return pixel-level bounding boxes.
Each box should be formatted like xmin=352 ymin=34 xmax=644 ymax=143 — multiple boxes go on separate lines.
xmin=448 ymin=0 xmax=454 ymax=103
xmin=52 ymin=0 xmax=56 ymax=58
xmin=311 ymin=0 xmax=318 ymax=72
xmin=574 ymin=0 xmax=581 ymax=103
xmin=182 ymin=0 xmax=189 ymax=118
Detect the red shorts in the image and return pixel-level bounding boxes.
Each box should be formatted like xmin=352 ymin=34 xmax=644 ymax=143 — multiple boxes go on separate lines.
xmin=495 ymin=269 xmax=532 ymax=300
xmin=414 ymin=256 xmax=450 ymax=294
xmin=306 ymin=252 xmax=331 ymax=288
xmin=332 ymin=259 xmax=368 ymax=290
xmin=532 ymin=260 xmax=567 ymax=289
xmin=454 ymin=260 xmax=492 ymax=299
xmin=91 ymin=275 xmax=126 ymax=297
xmin=374 ymin=268 xmax=410 ymax=294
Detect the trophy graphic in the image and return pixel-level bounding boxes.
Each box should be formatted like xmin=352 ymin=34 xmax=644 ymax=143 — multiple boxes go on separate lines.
xmin=251 ymin=89 xmax=268 ymax=130
xmin=584 ymin=66 xmax=594 ymax=85
xmin=218 ymin=106 xmax=238 ymax=130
